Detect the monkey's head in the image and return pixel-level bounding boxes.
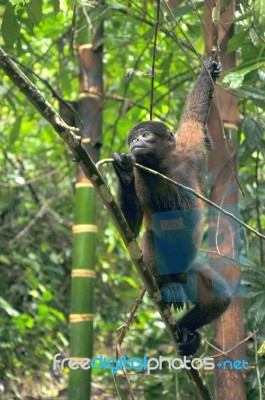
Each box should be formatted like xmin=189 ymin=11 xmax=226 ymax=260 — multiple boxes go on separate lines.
xmin=128 ymin=121 xmax=175 ymax=167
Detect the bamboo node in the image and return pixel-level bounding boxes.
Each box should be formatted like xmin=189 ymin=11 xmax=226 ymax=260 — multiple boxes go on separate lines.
xmin=224 ymin=122 xmax=239 ymax=131
xmin=81 ymin=137 xmax=91 ymax=143
xmin=71 ymin=269 xmax=96 ymax=278
xmin=72 ymin=224 xmax=98 ymax=234
xmin=69 ymin=313 xmax=94 ymax=323
xmin=75 ymin=181 xmax=93 ymax=188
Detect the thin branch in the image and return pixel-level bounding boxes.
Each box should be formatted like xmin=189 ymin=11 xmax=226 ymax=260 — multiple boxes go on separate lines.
xmin=215 ymin=99 xmax=245 ymax=196
xmin=70 ymin=0 xmax=77 ymax=53
xmin=200 ymin=249 xmax=254 ymax=270
xmin=1 ymin=199 xmax=53 ymax=247
xmin=108 ymin=38 xmax=153 ymax=153
xmin=97 ymin=158 xmax=265 ymax=241
xmin=208 ymin=0 xmax=245 ymax=196
xmin=105 ymin=72 xmax=189 ymax=129
xmin=115 ymin=288 xmax=146 ymax=400
xmin=9 ymin=55 xmax=83 ymax=129
xmin=255 ymin=151 xmax=264 ymax=264
xmin=81 ymin=4 xmax=95 ymax=34
xmin=204 ymin=331 xmax=256 ymax=358
xmin=150 ymin=0 xmax=161 ymax=120
xmin=162 ymin=0 xmax=205 ymax=68
xmin=188 ymin=0 xmax=205 ymax=30
xmin=116 ymin=1 xmax=193 ymax=66
xmin=254 ymin=332 xmax=263 ymax=400
xmin=211 ymin=0 xmax=220 ymax=62
xmin=0 ymin=168 xmax=60 ymax=188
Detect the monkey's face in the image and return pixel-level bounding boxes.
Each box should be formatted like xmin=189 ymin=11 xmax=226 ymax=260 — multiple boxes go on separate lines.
xmin=130 ymin=129 xmax=156 ymax=156
xmin=128 ymin=121 xmax=175 ymax=167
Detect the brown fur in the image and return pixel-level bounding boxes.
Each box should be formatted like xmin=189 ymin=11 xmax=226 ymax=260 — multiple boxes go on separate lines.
xmin=113 ymin=60 xmax=230 ymax=355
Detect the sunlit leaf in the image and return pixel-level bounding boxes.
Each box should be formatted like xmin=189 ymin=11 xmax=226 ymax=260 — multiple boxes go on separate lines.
xmin=0 ymin=297 xmax=19 ymax=317
xmin=222 ymin=62 xmax=265 ymax=89
xmin=254 ymin=0 xmax=265 ymax=26
xmin=26 ymin=0 xmax=43 ymax=24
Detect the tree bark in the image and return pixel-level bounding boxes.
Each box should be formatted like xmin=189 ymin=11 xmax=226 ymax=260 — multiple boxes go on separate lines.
xmin=205 ymin=1 xmax=246 ymax=399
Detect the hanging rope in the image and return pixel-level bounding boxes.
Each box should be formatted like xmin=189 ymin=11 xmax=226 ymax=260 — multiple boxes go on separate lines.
xmin=150 ymin=0 xmax=161 ymax=120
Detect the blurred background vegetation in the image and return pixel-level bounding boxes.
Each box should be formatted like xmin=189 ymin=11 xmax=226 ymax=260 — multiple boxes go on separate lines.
xmin=0 ymin=0 xmax=264 ymax=399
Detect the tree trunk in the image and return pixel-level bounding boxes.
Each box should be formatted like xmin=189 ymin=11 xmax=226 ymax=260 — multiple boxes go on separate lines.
xmin=205 ymin=1 xmax=246 ymax=399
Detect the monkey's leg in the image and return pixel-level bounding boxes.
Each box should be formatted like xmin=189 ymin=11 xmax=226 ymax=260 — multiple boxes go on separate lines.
xmin=142 ymin=231 xmax=187 ymax=308
xmin=177 ymin=265 xmax=231 ymax=355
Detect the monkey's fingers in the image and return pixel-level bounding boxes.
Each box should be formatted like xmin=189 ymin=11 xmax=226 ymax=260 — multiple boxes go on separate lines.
xmin=209 ymin=60 xmax=222 ymax=78
xmin=161 ymin=283 xmax=186 ymax=307
xmin=113 ymin=152 xmax=134 ymax=171
xmin=173 ymin=302 xmax=184 ymax=311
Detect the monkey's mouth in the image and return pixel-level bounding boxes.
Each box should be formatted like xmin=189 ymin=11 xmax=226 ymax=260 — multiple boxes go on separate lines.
xmin=131 ymin=145 xmax=147 ymax=153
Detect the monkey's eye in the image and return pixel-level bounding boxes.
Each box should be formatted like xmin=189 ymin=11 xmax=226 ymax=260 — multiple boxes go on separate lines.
xmin=142 ymin=131 xmax=150 ymax=137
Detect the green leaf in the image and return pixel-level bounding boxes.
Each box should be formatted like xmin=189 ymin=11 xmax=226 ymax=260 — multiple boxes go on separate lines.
xmin=254 ymin=0 xmax=265 ymax=26
xmin=0 ymin=297 xmax=19 ymax=317
xmin=172 ymin=4 xmax=193 ymax=17
xmin=237 ymin=86 xmax=265 ymax=102
xmin=0 ymin=255 xmax=11 ymax=265
xmin=9 ymin=116 xmax=22 ymax=145
xmin=42 ymin=290 xmax=53 ymax=302
xmin=107 ymin=2 xmax=127 ymax=11
xmin=222 ymin=62 xmax=265 ymax=89
xmin=227 ymin=29 xmax=250 ymax=54
xmin=28 ymin=289 xmax=39 ymax=298
xmin=122 ymin=276 xmax=140 ymax=289
xmin=242 ymin=117 xmax=263 ymax=150
xmin=1 ymin=3 xmax=20 ymax=47
xmin=26 ymin=0 xmax=43 ymax=24
xmin=231 ymin=11 xmax=252 ymax=23
xmin=258 ymin=341 xmax=265 ymax=356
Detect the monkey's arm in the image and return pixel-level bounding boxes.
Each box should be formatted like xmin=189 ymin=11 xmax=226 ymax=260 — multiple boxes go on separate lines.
xmin=113 ymin=152 xmax=143 ymax=236
xmin=176 ymin=59 xmax=221 ymax=152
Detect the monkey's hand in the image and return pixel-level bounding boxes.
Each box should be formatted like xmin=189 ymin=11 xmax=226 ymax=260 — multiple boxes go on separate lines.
xmin=113 ymin=152 xmax=135 ymax=186
xmin=205 ymin=58 xmax=222 ymax=80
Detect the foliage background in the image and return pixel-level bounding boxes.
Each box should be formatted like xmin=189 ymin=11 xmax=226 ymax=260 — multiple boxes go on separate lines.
xmin=0 ymin=0 xmax=264 ymax=399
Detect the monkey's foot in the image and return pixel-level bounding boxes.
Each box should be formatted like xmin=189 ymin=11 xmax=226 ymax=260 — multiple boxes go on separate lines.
xmin=177 ymin=327 xmax=201 ymax=356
